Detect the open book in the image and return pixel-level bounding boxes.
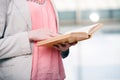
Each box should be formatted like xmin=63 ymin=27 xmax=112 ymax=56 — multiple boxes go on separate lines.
xmin=37 ymin=23 xmax=103 ymax=47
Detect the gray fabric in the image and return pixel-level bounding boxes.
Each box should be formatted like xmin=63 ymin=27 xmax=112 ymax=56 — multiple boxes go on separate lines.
xmin=0 ymin=0 xmax=7 ymax=38
xmin=0 ymin=0 xmax=32 ymax=80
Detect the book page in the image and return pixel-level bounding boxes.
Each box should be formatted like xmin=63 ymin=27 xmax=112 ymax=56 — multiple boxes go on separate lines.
xmin=88 ymin=23 xmax=103 ymax=35
xmin=65 ymin=23 xmax=103 ymax=35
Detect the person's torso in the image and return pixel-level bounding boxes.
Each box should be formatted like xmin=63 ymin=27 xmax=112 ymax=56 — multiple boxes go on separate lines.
xmin=0 ymin=0 xmax=60 ymax=80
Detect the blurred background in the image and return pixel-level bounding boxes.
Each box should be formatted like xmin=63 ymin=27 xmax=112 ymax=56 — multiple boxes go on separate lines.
xmin=53 ymin=0 xmax=120 ymax=80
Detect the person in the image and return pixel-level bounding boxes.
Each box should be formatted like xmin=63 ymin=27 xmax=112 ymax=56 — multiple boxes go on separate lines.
xmin=0 ymin=0 xmax=77 ymax=80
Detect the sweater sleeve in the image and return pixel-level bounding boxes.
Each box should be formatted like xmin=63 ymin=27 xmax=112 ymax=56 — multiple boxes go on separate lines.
xmin=61 ymin=49 xmax=69 ymax=58
xmin=0 ymin=32 xmax=32 ymax=59
xmin=0 ymin=0 xmax=32 ymax=59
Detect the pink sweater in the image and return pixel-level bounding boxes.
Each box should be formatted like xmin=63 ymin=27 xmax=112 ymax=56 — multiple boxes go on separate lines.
xmin=27 ymin=0 xmax=65 ymax=80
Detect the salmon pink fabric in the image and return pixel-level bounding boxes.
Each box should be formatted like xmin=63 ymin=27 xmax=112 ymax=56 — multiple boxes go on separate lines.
xmin=27 ymin=0 xmax=65 ymax=80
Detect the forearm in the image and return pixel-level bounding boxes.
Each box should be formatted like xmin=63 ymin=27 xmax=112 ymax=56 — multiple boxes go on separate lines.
xmin=0 ymin=32 xmax=32 ymax=59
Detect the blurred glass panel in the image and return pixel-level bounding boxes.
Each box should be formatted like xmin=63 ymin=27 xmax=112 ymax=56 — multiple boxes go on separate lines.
xmin=53 ymin=0 xmax=120 ymax=80
xmin=60 ymin=23 xmax=120 ymax=80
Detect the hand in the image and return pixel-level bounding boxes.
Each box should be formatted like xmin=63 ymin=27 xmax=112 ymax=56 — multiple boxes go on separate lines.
xmin=53 ymin=41 xmax=77 ymax=52
xmin=28 ymin=29 xmax=58 ymax=42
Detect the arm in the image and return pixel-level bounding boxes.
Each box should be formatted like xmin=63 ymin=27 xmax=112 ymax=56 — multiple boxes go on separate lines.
xmin=0 ymin=32 xmax=32 ymax=59
xmin=0 ymin=0 xmax=31 ymax=59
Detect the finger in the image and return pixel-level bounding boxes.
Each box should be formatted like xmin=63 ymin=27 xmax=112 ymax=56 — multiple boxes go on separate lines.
xmin=60 ymin=43 xmax=66 ymax=47
xmin=54 ymin=44 xmax=65 ymax=51
xmin=53 ymin=45 xmax=61 ymax=51
xmin=69 ymin=41 xmax=78 ymax=45
xmin=58 ymin=43 xmax=70 ymax=51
